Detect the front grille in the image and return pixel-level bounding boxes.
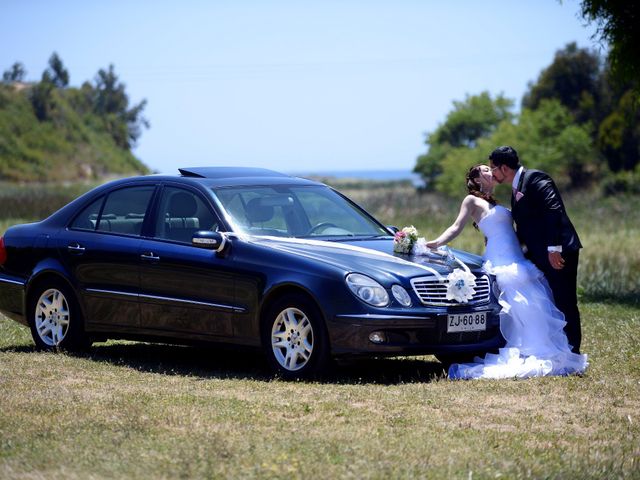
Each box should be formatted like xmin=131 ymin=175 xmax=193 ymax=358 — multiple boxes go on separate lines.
xmin=410 ymin=274 xmax=490 ymax=306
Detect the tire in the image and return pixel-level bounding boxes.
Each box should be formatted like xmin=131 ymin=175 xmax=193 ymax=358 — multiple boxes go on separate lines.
xmin=28 ymin=280 xmax=91 ymax=352
xmin=262 ymin=293 xmax=329 ymax=379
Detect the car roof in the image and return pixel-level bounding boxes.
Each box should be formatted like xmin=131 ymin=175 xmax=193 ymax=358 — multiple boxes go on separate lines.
xmin=92 ymin=166 xmax=326 ymax=193
xmin=179 ymin=167 xmax=289 ymax=179
xmin=90 ymin=167 xmax=320 ymax=189
xmin=177 ymin=167 xmax=321 ymax=188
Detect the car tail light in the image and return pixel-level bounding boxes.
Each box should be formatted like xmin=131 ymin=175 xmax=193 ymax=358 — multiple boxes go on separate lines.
xmin=0 ymin=237 xmax=6 ymax=265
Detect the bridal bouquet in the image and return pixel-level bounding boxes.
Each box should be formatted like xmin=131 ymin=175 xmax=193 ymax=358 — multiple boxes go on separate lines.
xmin=393 ymin=226 xmax=419 ymax=254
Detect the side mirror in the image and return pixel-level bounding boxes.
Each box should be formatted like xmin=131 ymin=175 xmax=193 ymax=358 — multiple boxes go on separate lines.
xmin=192 ymin=231 xmax=229 ymax=254
xmin=386 ymin=225 xmax=399 ymax=234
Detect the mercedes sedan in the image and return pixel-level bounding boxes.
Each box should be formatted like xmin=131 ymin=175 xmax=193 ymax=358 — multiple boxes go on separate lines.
xmin=0 ymin=167 xmax=503 ymax=378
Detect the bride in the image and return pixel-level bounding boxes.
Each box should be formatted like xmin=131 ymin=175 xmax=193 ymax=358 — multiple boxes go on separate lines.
xmin=426 ymin=165 xmax=588 ymax=379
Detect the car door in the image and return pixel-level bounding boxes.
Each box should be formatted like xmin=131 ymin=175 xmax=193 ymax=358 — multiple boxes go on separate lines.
xmin=59 ymin=184 xmax=156 ymax=328
xmin=138 ymin=185 xmax=239 ymax=339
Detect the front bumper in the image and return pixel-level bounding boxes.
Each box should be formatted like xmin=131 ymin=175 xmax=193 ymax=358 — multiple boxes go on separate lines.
xmin=328 ymin=306 xmax=504 ymax=356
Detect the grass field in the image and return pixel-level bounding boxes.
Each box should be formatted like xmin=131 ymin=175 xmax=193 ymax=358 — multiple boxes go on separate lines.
xmin=1 ymin=301 xmax=639 ymax=479
xmin=0 ymin=181 xmax=639 ymax=478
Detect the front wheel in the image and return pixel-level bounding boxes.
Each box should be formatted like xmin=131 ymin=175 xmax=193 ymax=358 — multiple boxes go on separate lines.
xmin=28 ymin=280 xmax=91 ymax=351
xmin=262 ymin=294 xmax=329 ymax=379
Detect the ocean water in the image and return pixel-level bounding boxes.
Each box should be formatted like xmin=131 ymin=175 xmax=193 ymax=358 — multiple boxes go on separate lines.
xmin=290 ymin=169 xmax=421 ymax=183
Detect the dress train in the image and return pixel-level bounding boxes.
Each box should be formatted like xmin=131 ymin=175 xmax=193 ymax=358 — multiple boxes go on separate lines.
xmin=448 ymin=206 xmax=588 ymax=380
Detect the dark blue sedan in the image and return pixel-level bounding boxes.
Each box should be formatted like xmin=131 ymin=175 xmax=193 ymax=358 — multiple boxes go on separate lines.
xmin=0 ymin=167 xmax=503 ymax=378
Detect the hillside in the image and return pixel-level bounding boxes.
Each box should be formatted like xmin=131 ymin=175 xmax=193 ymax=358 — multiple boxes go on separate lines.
xmin=0 ymin=82 xmax=150 ymax=182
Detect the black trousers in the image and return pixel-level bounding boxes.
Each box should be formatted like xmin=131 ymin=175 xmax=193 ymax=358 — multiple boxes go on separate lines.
xmin=538 ymin=249 xmax=582 ymax=354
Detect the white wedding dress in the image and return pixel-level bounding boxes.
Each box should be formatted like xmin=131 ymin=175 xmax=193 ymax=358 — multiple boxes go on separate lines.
xmin=448 ymin=205 xmax=588 ymax=380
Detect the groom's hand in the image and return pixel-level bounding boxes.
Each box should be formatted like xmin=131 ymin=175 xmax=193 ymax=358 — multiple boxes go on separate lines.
xmin=548 ymin=251 xmax=565 ymax=270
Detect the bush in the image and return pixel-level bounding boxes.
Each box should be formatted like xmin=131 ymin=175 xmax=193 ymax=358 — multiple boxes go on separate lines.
xmin=602 ymin=167 xmax=640 ymax=195
xmin=0 ymin=182 xmax=95 ymax=220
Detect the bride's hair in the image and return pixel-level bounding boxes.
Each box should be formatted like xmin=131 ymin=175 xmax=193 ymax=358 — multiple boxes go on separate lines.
xmin=466 ymin=164 xmax=497 ymax=232
xmin=466 ymin=164 xmax=497 ymax=206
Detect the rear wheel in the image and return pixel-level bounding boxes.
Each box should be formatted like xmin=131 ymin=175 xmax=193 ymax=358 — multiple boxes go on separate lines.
xmin=28 ymin=280 xmax=91 ymax=351
xmin=262 ymin=294 xmax=329 ymax=379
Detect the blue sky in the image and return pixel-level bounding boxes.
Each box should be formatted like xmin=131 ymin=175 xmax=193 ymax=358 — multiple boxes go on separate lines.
xmin=1 ymin=1 xmax=601 ymax=175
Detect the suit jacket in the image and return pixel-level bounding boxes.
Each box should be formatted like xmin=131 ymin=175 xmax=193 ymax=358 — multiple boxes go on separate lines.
xmin=511 ymin=169 xmax=582 ymax=268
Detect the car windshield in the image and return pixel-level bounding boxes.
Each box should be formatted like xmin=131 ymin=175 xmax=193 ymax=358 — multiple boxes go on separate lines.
xmin=211 ymin=185 xmax=390 ymax=238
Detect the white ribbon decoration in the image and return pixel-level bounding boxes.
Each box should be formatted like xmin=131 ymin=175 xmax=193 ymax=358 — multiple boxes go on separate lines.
xmin=252 ymin=235 xmax=446 ymax=280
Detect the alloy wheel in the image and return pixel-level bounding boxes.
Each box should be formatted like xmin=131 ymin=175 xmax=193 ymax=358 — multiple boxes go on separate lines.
xmin=34 ymin=288 xmax=70 ymax=346
xmin=271 ymin=307 xmax=314 ymax=372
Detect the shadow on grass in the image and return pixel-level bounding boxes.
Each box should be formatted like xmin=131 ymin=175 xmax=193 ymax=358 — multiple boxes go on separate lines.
xmin=0 ymin=340 xmax=448 ymax=385
xmin=330 ymin=356 xmax=447 ymax=384
xmin=581 ymin=293 xmax=640 ymax=308
xmin=0 ymin=344 xmax=37 ymax=353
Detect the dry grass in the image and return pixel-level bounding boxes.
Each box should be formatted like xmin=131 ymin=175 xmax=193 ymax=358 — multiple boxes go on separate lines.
xmin=1 ymin=300 xmax=639 ymax=479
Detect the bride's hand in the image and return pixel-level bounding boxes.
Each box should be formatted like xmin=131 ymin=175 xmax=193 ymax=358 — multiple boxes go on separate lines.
xmin=426 ymin=240 xmax=439 ymax=249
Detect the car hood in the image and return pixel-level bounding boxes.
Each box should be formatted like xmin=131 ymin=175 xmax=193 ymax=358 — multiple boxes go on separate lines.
xmin=247 ymin=236 xmax=484 ymax=280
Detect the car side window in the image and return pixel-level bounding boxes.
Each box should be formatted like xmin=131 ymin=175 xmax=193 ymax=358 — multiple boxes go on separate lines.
xmin=154 ymin=187 xmax=219 ymax=243
xmin=215 ymin=188 xmax=291 ymax=235
xmin=96 ymin=186 xmax=155 ymax=236
xmin=69 ymin=196 xmax=104 ymax=231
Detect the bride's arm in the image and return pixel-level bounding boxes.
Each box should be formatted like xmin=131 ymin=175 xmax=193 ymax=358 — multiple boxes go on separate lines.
xmin=426 ymin=195 xmax=475 ymax=248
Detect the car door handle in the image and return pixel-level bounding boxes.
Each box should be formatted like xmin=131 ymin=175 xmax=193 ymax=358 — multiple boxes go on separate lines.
xmin=67 ymin=243 xmax=86 ymax=254
xmin=140 ymin=252 xmax=160 ymax=261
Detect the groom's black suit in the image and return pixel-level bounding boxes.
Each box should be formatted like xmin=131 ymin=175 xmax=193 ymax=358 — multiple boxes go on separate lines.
xmin=511 ymin=168 xmax=583 ymax=353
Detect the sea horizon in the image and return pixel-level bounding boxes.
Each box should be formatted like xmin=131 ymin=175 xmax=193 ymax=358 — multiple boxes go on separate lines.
xmin=288 ymin=168 xmax=420 ymax=182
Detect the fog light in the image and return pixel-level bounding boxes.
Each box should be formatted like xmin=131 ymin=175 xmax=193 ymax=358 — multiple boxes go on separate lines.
xmin=369 ymin=331 xmax=387 ymax=344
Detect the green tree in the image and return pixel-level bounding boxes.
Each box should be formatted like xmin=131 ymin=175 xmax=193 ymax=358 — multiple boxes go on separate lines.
xmin=522 ymin=42 xmax=639 ymax=176
xmin=414 ymin=92 xmax=513 ymax=189
xmin=598 ymin=89 xmax=640 ymax=172
xmin=2 ymin=62 xmax=26 ymax=83
xmin=67 ymin=81 xmax=95 ymax=116
xmin=29 ymin=71 xmax=55 ymax=121
xmin=522 ymin=42 xmax=603 ymax=125
xmin=46 ymin=52 xmax=69 ymax=88
xmin=93 ymin=64 xmax=148 ymax=149
xmin=514 ymin=101 xmax=595 ymax=187
xmin=28 ymin=54 xmax=70 ymax=121
xmin=434 ymin=100 xmax=596 ymax=197
xmin=580 ymin=0 xmax=640 ymax=87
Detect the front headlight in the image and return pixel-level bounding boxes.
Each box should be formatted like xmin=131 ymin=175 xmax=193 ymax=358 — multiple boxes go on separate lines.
xmin=391 ymin=284 xmax=412 ymax=307
xmin=346 ymin=273 xmax=389 ymax=307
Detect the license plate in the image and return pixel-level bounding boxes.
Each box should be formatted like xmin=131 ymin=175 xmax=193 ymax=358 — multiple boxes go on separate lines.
xmin=447 ymin=312 xmax=487 ymax=333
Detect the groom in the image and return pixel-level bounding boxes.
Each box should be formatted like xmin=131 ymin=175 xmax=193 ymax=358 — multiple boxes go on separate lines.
xmin=489 ymin=146 xmax=583 ymax=354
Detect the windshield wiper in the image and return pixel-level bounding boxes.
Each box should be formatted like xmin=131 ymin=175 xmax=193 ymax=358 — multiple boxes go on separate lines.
xmin=329 ymin=234 xmax=392 ymax=241
xmin=355 ymin=234 xmax=392 ymax=239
